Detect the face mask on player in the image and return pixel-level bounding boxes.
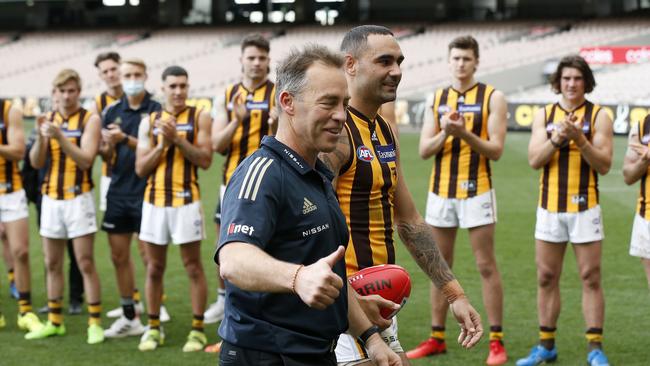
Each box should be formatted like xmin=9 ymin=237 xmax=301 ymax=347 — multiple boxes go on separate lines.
xmin=123 ymin=79 xmax=145 ymax=96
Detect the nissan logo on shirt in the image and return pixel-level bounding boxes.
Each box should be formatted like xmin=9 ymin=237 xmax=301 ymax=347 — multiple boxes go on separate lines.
xmin=357 ymin=145 xmax=374 ymax=162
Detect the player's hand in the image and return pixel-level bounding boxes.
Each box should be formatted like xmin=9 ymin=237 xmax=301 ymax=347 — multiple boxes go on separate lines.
xmin=442 ymin=111 xmax=465 ymax=137
xmin=35 ymin=114 xmax=48 ymax=138
xmin=40 ymin=121 xmax=62 ymax=140
xmin=102 ymin=124 xmax=126 ymax=146
xmin=550 ymin=128 xmax=568 ymax=148
xmin=232 ymin=90 xmax=249 ymax=123
xmin=560 ymin=113 xmax=585 ymax=142
xmin=449 ymin=297 xmax=483 ymax=348
xmin=630 ymin=142 xmax=650 ymax=161
xmin=365 ymin=333 xmax=402 ymax=366
xmin=294 ymin=246 xmax=345 ymax=310
xmin=355 ymin=293 xmax=399 ymax=330
xmin=158 ymin=117 xmax=178 ymax=145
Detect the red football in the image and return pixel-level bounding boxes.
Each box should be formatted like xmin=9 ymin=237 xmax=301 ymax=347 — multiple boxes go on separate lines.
xmin=348 ymin=264 xmax=411 ymax=319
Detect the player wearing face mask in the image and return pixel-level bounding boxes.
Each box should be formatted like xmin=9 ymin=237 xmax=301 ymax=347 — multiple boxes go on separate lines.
xmin=98 ymin=59 xmax=163 ymax=339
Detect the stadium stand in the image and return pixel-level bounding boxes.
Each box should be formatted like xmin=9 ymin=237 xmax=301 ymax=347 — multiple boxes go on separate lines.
xmin=0 ymin=19 xmax=649 ymax=105
xmin=510 ymin=62 xmax=650 ymax=105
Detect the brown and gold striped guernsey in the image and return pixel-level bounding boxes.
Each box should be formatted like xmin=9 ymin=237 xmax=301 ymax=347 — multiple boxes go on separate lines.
xmin=429 ymin=83 xmax=495 ymax=199
xmin=144 ymin=106 xmax=201 ymax=207
xmin=636 ymin=114 xmax=650 ymax=219
xmin=0 ymin=99 xmax=22 ymax=195
xmin=42 ymin=108 xmax=94 ymax=200
xmin=539 ymin=101 xmax=602 ymax=213
xmin=336 ymin=107 xmax=398 ymax=276
xmin=95 ymin=91 xmax=121 ymax=178
xmin=222 ymin=80 xmax=276 ymax=185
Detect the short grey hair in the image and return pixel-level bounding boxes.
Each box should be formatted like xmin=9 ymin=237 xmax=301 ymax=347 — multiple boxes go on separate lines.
xmin=275 ymin=44 xmax=344 ymax=106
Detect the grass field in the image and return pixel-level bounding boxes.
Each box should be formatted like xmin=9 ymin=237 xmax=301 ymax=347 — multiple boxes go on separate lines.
xmin=0 ymin=131 xmax=648 ymax=365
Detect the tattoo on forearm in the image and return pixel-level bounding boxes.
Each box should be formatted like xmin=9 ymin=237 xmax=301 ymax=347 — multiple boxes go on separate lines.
xmin=397 ymin=221 xmax=455 ymax=288
xmin=319 ymin=135 xmax=350 ymax=174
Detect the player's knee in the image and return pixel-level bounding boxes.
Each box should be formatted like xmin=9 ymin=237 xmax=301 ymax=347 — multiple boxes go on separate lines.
xmin=45 ymin=256 xmax=63 ymax=273
xmin=76 ymin=255 xmax=96 ymax=275
xmin=184 ymin=261 xmax=204 ymax=281
xmin=580 ymin=266 xmax=601 ymax=290
xmin=147 ymin=261 xmax=166 ymax=280
xmin=12 ymin=245 xmax=29 ymax=264
xmin=110 ymin=249 xmax=129 ymax=267
xmin=476 ymin=261 xmax=496 ymax=279
xmin=537 ymin=269 xmax=558 ymax=288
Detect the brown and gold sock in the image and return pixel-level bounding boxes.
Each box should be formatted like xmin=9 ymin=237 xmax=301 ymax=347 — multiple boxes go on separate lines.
xmin=88 ymin=302 xmax=102 ymax=326
xmin=539 ymin=326 xmax=556 ymax=350
xmin=7 ymin=269 xmax=15 ymax=285
xmin=18 ymin=292 xmax=33 ymax=315
xmin=133 ymin=288 xmax=141 ymax=303
xmin=586 ymin=328 xmax=603 ymax=351
xmin=48 ymin=299 xmax=63 ymax=326
xmin=148 ymin=314 xmax=161 ymax=330
xmin=192 ymin=314 xmax=204 ymax=332
xmin=431 ymin=326 xmax=445 ymax=341
xmin=490 ymin=325 xmax=504 ymax=344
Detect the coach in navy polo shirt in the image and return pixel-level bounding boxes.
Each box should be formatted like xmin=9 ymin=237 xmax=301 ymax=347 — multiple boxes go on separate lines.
xmin=216 ymin=46 xmax=401 ymax=366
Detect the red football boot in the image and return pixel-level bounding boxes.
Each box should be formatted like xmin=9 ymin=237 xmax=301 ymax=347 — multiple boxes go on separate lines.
xmin=406 ymin=337 xmax=447 ymax=359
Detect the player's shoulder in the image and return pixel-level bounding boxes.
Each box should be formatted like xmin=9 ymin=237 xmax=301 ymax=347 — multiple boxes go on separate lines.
xmin=234 ymin=146 xmax=281 ymax=178
xmin=229 ymin=146 xmax=283 ymax=199
xmin=102 ymin=98 xmax=124 ymax=118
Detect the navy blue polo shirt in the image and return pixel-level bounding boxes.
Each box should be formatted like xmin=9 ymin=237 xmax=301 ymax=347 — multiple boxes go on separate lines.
xmin=102 ymin=93 xmax=161 ymax=199
xmin=216 ymin=136 xmax=349 ymax=355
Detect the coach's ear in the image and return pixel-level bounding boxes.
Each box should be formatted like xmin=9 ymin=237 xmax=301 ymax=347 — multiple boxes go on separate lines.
xmin=343 ymin=54 xmax=356 ymax=77
xmin=279 ymin=90 xmax=295 ymax=116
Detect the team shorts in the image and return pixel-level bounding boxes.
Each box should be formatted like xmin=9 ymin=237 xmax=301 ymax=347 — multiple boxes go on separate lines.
xmin=534 ymin=205 xmax=604 ymax=244
xmin=213 ymin=184 xmax=226 ymax=224
xmin=220 ymin=341 xmax=336 ymax=366
xmin=101 ymin=197 xmax=143 ymax=233
xmin=630 ymin=214 xmax=650 ymax=259
xmin=40 ymin=191 xmax=97 ymax=239
xmin=139 ymin=201 xmax=205 ymax=245
xmin=99 ymin=175 xmax=111 ymax=212
xmin=425 ymin=189 xmax=497 ymax=229
xmin=0 ymin=189 xmax=29 ymax=223
xmin=335 ymin=317 xmax=404 ymax=364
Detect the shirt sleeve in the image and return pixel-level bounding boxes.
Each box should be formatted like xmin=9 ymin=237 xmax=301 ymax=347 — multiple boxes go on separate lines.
xmin=137 ymin=117 xmax=151 ymax=149
xmin=215 ymin=155 xmax=281 ymax=264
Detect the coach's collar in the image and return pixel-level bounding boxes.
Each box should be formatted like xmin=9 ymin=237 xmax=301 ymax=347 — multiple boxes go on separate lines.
xmin=261 ymin=136 xmax=334 ymax=180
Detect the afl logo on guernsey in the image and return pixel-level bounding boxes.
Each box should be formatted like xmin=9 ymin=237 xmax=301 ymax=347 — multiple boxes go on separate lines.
xmin=357 ymin=145 xmax=374 ymax=162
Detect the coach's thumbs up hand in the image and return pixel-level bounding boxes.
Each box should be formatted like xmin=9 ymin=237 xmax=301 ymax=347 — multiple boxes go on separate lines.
xmin=294 ymin=246 xmax=345 ymax=310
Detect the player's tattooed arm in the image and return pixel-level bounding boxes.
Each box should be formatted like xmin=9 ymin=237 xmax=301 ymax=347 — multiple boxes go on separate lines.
xmin=396 ymin=218 xmax=455 ymax=288
xmin=318 ymin=129 xmax=351 ymax=181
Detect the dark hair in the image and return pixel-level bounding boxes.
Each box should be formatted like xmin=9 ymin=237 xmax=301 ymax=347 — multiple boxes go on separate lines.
xmin=340 ymin=25 xmax=393 ymax=57
xmin=241 ymin=33 xmax=270 ymax=53
xmin=161 ymin=65 xmax=188 ymax=81
xmin=276 ymin=44 xmax=344 ymax=106
xmin=94 ymin=51 xmax=121 ymax=68
xmin=549 ymin=55 xmax=596 ymax=94
xmin=448 ymin=36 xmax=479 ymax=59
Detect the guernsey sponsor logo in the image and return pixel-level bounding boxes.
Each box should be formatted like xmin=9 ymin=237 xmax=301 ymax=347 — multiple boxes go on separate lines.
xmin=375 ymin=144 xmax=396 ymax=163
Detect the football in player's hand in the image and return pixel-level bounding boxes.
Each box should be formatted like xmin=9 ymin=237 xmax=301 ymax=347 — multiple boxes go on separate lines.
xmin=348 ymin=264 xmax=411 ymax=319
